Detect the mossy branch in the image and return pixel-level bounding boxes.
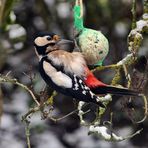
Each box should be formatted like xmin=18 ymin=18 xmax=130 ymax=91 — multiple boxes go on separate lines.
xmin=131 ymin=0 xmax=137 ymax=29
xmin=85 ymin=0 xmax=148 ymax=140
xmin=0 ymin=0 xmax=147 ymax=143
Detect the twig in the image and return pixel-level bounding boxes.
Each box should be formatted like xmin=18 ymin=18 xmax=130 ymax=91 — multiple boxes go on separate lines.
xmin=25 ymin=120 xmax=31 ymax=148
xmin=48 ymin=107 xmax=79 ymax=122
xmin=131 ymin=0 xmax=137 ymax=29
xmin=0 ymin=75 xmax=40 ymax=106
xmin=49 ymin=102 xmax=90 ymax=123
xmin=92 ymin=53 xmax=137 ymax=73
xmin=92 ymin=64 xmax=119 ymax=73
xmin=136 ymin=94 xmax=148 ymax=123
xmin=22 ymin=99 xmax=90 ymax=123
xmin=22 ymin=106 xmax=40 ymax=121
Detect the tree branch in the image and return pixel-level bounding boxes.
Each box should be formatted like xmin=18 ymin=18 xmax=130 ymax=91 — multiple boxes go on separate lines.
xmin=0 ymin=75 xmax=40 ymax=106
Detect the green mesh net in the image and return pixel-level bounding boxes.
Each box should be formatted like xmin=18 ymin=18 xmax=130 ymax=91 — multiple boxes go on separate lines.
xmin=73 ymin=5 xmax=84 ymax=31
xmin=73 ymin=3 xmax=109 ymax=66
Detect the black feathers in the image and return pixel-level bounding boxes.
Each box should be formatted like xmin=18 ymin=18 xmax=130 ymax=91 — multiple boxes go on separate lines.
xmin=39 ymin=56 xmax=105 ymax=107
xmin=34 ymin=32 xmax=55 ymax=40
xmin=34 ymin=44 xmax=50 ymax=55
xmin=91 ymin=85 xmax=140 ymax=96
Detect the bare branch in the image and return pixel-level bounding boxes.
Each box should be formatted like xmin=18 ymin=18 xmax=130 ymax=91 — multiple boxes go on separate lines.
xmin=0 ymin=75 xmax=40 ymax=106
xmin=24 ymin=120 xmax=31 ymax=148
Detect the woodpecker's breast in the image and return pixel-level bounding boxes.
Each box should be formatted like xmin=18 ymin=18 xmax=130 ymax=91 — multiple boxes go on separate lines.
xmin=39 ymin=56 xmax=72 ymax=88
xmin=43 ymin=60 xmax=72 ymax=88
xmin=39 ymin=57 xmax=74 ymax=96
xmin=47 ymin=50 xmax=87 ymax=78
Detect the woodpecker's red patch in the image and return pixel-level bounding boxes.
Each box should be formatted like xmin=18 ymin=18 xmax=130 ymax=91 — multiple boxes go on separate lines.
xmin=84 ymin=68 xmax=107 ymax=88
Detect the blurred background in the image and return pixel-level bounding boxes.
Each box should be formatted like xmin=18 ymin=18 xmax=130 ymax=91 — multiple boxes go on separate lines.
xmin=0 ymin=0 xmax=148 ymax=148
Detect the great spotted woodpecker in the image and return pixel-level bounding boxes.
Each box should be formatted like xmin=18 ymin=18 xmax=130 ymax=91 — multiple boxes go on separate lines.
xmin=34 ymin=33 xmax=140 ymax=107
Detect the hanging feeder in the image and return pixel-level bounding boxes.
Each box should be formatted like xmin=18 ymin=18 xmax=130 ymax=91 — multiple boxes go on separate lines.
xmin=74 ymin=0 xmax=109 ymax=66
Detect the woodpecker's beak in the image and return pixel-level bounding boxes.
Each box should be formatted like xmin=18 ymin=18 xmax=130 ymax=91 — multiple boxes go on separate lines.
xmin=56 ymin=39 xmax=75 ymax=52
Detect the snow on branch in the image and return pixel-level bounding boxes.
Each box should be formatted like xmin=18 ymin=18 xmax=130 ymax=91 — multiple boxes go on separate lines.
xmin=88 ymin=125 xmax=143 ymax=142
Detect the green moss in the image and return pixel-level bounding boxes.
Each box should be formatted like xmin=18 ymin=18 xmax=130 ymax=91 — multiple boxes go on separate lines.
xmin=111 ymin=69 xmax=121 ymax=85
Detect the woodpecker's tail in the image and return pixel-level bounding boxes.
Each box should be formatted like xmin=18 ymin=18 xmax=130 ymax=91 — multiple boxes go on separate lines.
xmin=91 ymin=85 xmax=140 ymax=96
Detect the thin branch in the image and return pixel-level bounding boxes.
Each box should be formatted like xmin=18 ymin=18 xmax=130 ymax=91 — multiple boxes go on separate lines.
xmin=25 ymin=120 xmax=31 ymax=148
xmin=131 ymin=0 xmax=137 ymax=29
xmin=136 ymin=94 xmax=148 ymax=123
xmin=0 ymin=75 xmax=40 ymax=106
xmin=48 ymin=102 xmax=90 ymax=123
xmin=48 ymin=108 xmax=79 ymax=122
xmin=92 ymin=64 xmax=119 ymax=72
xmin=22 ymin=107 xmax=40 ymax=121
xmin=22 ymin=101 xmax=89 ymax=123
xmin=92 ymin=53 xmax=138 ymax=73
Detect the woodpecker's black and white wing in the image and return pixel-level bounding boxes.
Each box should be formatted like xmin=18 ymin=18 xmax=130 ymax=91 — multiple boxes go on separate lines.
xmin=69 ymin=74 xmax=105 ymax=107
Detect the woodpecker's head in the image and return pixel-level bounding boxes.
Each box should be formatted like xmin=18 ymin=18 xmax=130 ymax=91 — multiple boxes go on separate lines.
xmin=34 ymin=32 xmax=75 ymax=57
xmin=34 ymin=32 xmax=60 ymax=56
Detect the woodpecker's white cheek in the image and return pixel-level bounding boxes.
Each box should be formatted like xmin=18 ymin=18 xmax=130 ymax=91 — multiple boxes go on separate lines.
xmin=34 ymin=37 xmax=47 ymax=46
xmin=43 ymin=61 xmax=72 ymax=88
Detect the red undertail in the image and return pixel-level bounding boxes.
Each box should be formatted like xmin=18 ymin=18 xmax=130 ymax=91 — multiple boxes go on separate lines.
xmin=84 ymin=68 xmax=140 ymax=96
xmin=84 ymin=68 xmax=107 ymax=88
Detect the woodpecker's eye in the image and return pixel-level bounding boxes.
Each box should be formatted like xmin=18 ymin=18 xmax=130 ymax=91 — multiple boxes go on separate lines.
xmin=47 ymin=36 xmax=52 ymax=41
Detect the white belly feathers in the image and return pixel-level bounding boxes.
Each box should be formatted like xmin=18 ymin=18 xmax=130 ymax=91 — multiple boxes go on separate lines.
xmin=43 ymin=61 xmax=72 ymax=88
